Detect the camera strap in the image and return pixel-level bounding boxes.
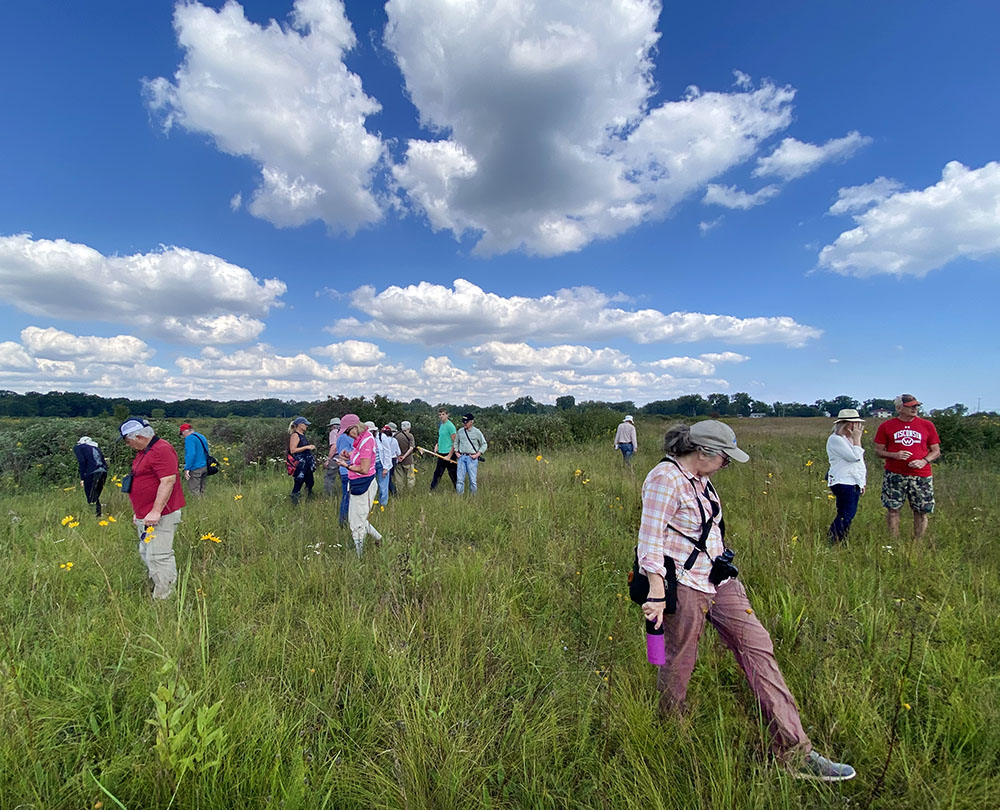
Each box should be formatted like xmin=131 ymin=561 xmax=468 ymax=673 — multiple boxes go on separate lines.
xmin=661 ymin=457 xmax=725 ymax=570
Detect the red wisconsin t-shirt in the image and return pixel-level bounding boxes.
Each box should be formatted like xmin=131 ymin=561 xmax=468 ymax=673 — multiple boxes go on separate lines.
xmin=128 ymin=438 xmax=185 ymax=518
xmin=874 ymin=417 xmax=940 ymax=477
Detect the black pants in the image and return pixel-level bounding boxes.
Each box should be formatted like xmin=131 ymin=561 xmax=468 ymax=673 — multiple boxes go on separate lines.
xmin=84 ymin=472 xmax=106 ymax=516
xmin=430 ymin=456 xmax=457 ymax=490
xmin=291 ymin=467 xmax=314 ymax=500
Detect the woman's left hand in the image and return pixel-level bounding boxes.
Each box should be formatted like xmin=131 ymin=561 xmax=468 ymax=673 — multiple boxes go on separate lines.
xmin=641 ymin=600 xmax=665 ymax=630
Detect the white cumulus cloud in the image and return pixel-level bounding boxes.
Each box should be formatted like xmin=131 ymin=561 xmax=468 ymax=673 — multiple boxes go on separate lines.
xmin=703 ymin=184 xmax=780 ymax=210
xmin=818 ymin=161 xmax=1000 ymax=277
xmin=331 ymin=279 xmax=821 ymax=347
xmin=311 ymin=340 xmax=386 ymax=365
xmin=645 ymin=352 xmax=748 ymax=375
xmin=0 ymin=328 xmax=168 ymax=395
xmin=0 ymin=234 xmax=285 ymax=344
xmin=144 ymin=0 xmax=385 ymax=233
xmin=828 ymin=177 xmax=904 ymax=215
xmin=753 ymin=131 xmax=871 ymax=181
xmin=464 ymin=342 xmax=634 ymax=372
xmin=385 ymin=0 xmax=797 ymax=255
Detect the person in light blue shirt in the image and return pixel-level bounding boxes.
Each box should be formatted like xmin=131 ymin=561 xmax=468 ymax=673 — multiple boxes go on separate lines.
xmin=180 ymin=423 xmax=210 ymax=497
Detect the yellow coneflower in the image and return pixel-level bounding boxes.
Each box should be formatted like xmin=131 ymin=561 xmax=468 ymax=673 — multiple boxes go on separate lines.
xmin=233 ymin=494 xmax=243 ymax=500
xmin=68 ymin=521 xmax=80 ymax=528
xmin=107 ymin=515 xmax=117 ymax=523
xmin=98 ymin=520 xmax=109 ymax=527
xmin=61 ymin=515 xmax=74 ymax=526
xmin=200 ymin=533 xmax=221 ymax=543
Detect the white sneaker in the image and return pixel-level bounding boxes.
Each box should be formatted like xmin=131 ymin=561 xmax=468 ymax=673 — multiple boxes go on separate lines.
xmin=791 ymin=751 xmax=856 ymax=782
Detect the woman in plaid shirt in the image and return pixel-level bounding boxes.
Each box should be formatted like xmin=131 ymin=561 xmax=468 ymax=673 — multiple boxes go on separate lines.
xmin=637 ymin=421 xmax=855 ymax=782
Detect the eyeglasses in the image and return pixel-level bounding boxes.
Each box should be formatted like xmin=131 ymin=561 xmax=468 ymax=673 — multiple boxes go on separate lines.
xmin=701 ymin=449 xmax=731 ymax=467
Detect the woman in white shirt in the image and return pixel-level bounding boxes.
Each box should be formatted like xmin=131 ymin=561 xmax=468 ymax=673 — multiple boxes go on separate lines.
xmin=826 ymin=408 xmax=867 ymax=544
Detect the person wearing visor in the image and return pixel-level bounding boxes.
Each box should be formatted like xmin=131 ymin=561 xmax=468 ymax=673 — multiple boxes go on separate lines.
xmin=636 ymin=420 xmax=855 ymax=782
xmin=119 ymin=418 xmax=185 ymax=600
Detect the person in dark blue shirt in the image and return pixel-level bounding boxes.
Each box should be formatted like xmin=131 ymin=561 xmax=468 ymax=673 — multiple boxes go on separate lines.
xmin=74 ymin=436 xmax=108 ymax=517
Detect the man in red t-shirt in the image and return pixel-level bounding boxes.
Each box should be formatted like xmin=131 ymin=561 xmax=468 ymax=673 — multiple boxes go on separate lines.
xmin=121 ymin=418 xmax=186 ymax=599
xmin=873 ymin=395 xmax=941 ymax=540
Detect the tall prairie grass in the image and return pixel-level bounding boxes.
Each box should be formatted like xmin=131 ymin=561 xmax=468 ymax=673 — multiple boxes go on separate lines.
xmin=1 ymin=418 xmax=997 ymax=808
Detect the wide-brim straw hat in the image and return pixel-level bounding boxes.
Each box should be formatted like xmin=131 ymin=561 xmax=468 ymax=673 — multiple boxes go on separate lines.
xmin=834 ymin=408 xmax=865 ymax=422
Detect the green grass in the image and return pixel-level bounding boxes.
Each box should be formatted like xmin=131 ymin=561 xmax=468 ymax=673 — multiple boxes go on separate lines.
xmin=1 ymin=418 xmax=998 ymax=808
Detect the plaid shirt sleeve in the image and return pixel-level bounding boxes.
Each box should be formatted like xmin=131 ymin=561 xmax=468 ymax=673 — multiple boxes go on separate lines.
xmin=637 ymin=464 xmax=681 ymax=578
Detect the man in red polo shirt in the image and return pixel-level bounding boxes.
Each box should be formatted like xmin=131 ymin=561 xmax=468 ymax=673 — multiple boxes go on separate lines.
xmin=873 ymin=395 xmax=941 ymax=540
xmin=120 ymin=418 xmax=185 ymax=599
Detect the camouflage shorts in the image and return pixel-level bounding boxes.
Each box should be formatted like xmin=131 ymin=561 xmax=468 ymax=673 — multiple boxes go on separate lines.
xmin=881 ymin=471 xmax=935 ymax=513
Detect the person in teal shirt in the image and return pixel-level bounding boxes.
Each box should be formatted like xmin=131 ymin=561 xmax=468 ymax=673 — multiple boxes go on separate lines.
xmin=430 ymin=408 xmax=458 ymax=490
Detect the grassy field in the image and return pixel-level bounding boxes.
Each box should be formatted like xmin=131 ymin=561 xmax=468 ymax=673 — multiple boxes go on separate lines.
xmin=1 ymin=417 xmax=998 ymax=809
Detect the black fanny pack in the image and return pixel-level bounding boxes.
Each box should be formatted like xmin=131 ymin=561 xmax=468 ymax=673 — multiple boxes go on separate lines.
xmin=627 ymin=551 xmax=677 ymax=613
xmin=348 ymin=474 xmax=375 ymax=495
xmin=121 ymin=473 xmax=133 ymax=494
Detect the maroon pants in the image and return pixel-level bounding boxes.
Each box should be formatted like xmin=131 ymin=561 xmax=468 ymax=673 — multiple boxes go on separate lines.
xmin=656 ymin=580 xmax=811 ymax=759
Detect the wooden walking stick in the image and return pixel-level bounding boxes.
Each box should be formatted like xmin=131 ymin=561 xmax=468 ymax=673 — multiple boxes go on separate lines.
xmin=416 ymin=446 xmax=457 ymax=464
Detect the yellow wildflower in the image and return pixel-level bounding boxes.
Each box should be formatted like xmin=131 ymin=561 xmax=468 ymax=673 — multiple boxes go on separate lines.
xmin=233 ymin=494 xmax=243 ymax=500
xmin=608 ymin=635 xmax=613 ymax=641
xmin=805 ymin=460 xmax=814 ymax=467
xmin=828 ymin=494 xmax=836 ymax=500
xmin=61 ymin=515 xmax=74 ymax=526
xmin=222 ymin=457 xmax=229 ymax=462
xmin=68 ymin=521 xmax=80 ymax=528
xmin=762 ymin=491 xmax=767 ymax=495
xmin=790 ymin=535 xmax=798 ymax=544
xmin=574 ymin=469 xmax=582 ymax=476
xmin=60 ymin=561 xmax=74 ymax=570
xmin=767 ymin=472 xmax=773 ymax=479
xmin=62 ymin=486 xmax=75 ymax=491
xmin=536 ymin=454 xmax=543 ymax=461
xmin=903 ymin=702 xmax=911 ymax=710
xmin=582 ymin=478 xmax=590 ymax=484
xmin=107 ymin=515 xmax=117 ymax=523
xmin=380 ymin=505 xmax=385 ymax=512
xmin=115 ymin=481 xmax=122 ymax=488
xmin=98 ymin=520 xmax=109 ymax=527
xmin=201 ymin=533 xmax=222 ymax=543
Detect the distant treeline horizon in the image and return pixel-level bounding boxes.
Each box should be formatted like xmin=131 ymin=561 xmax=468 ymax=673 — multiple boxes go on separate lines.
xmin=0 ymin=389 xmax=989 ymax=421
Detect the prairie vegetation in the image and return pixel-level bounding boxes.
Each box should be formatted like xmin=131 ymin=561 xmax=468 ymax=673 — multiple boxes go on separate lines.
xmin=1 ymin=417 xmax=998 ymax=808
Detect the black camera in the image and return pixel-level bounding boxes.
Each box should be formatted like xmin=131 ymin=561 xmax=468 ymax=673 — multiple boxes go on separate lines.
xmin=708 ymin=548 xmax=738 ymax=586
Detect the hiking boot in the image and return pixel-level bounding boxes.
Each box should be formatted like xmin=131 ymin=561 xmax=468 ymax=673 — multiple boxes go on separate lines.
xmin=791 ymin=751 xmax=856 ymax=782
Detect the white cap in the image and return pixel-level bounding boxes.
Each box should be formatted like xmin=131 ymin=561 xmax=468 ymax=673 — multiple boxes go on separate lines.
xmin=401 ymin=420 xmax=411 ymax=429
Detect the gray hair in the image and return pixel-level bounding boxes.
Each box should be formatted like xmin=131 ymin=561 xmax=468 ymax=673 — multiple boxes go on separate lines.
xmin=662 ymin=424 xmax=701 ymax=457
xmin=127 ymin=425 xmax=155 ymax=440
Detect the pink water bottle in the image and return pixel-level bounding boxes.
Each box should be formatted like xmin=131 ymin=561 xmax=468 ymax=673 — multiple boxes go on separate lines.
xmin=645 ymin=619 xmax=666 ymax=666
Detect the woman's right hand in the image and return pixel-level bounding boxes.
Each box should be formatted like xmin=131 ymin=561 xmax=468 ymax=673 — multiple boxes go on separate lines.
xmin=641 ymin=600 xmax=666 ymax=630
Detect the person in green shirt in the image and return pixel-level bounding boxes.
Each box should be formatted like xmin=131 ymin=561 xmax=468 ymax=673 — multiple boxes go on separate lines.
xmin=430 ymin=408 xmax=458 ymax=491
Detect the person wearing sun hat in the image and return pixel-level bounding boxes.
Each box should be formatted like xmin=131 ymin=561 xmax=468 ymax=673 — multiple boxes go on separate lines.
xmin=874 ymin=395 xmax=941 ymax=539
xmin=614 ymin=414 xmax=638 ymax=466
xmin=635 ymin=420 xmax=855 ymax=782
xmin=119 ymin=418 xmax=185 ymax=600
xmin=826 ymin=409 xmax=867 ymax=544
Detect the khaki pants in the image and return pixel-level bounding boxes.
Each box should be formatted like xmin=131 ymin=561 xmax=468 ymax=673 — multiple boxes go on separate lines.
xmin=656 ymin=580 xmax=811 ymax=760
xmin=187 ymin=467 xmax=208 ymax=497
xmin=134 ymin=510 xmax=181 ymax=599
xmin=398 ymin=460 xmax=415 ymax=488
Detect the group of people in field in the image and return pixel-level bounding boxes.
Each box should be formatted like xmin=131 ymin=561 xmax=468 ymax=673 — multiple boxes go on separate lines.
xmin=73 ymin=393 xmax=940 ymax=784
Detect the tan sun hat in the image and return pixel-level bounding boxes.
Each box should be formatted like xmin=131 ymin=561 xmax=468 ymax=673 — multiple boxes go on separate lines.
xmin=834 ymin=408 xmax=865 ymax=423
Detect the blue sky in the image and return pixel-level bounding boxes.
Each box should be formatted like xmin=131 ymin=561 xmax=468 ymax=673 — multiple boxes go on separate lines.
xmin=1 ymin=0 xmax=997 ymax=410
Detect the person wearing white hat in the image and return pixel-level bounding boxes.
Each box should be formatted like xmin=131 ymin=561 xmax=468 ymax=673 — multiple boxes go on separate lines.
xmin=394 ymin=421 xmax=416 ymax=489
xmin=614 ymin=414 xmax=638 ymax=466
xmin=826 ymin=409 xmax=867 ymax=543
xmin=636 ymin=420 xmax=855 ymax=782
xmin=74 ymin=436 xmax=108 ymax=518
